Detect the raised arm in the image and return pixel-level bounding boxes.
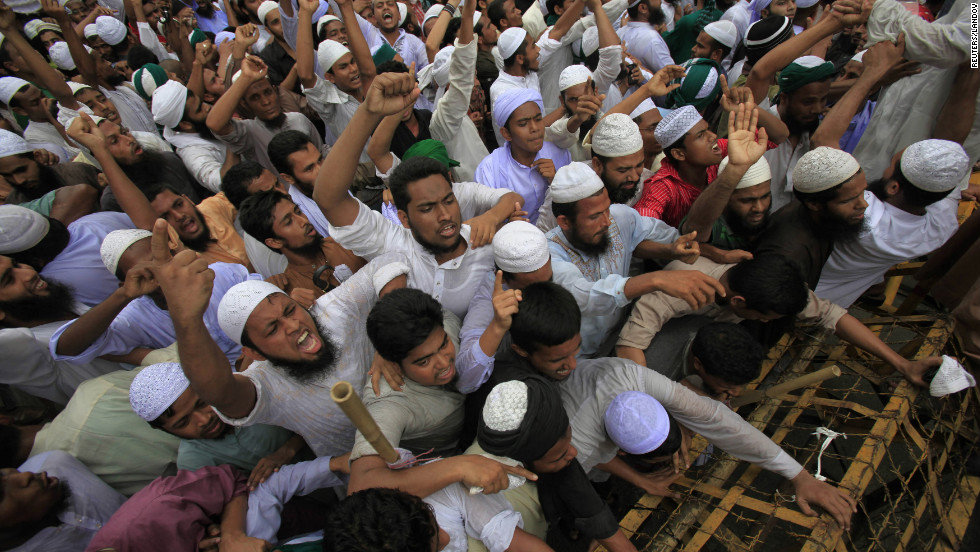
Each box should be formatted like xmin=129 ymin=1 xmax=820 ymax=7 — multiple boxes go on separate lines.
xmin=338 ymin=0 xmax=377 ymax=93
xmin=366 ymin=112 xmax=403 ymax=174
xmin=605 ymin=65 xmax=685 ymax=117
xmin=37 ymin=0 xmax=97 ymax=87
xmin=424 ymin=0 xmax=460 ymax=63
xmin=224 ymin=23 xmax=261 ymax=90
xmin=207 ymin=53 xmax=269 ymax=136
xmin=934 ymin=63 xmax=980 ymax=144
xmin=296 ymin=0 xmax=320 ymax=89
xmin=1 ymin=2 xmax=78 ymax=109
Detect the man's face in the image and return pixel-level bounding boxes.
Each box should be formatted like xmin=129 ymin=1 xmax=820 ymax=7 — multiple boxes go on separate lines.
xmin=400 ymin=326 xmax=457 ymax=387
xmin=0 ymin=468 xmax=64 ymax=528
xmin=324 ymin=21 xmax=348 ymax=45
xmin=782 ymin=81 xmax=830 ymax=132
xmin=836 ymin=60 xmax=864 ymax=82
xmin=144 ymin=2 xmax=164 ymax=28
xmin=691 ymin=32 xmax=719 ymax=61
xmin=150 ymin=189 xmax=208 ymax=241
xmin=244 ymin=293 xmax=325 ymax=363
xmin=595 ymin=150 xmax=645 ymax=204
xmin=694 ymin=363 xmax=745 ymax=399
xmin=501 ymin=101 xmax=544 ymax=154
xmin=88 ymin=36 xmax=112 ymax=59
xmin=203 ymin=69 xmax=226 ymax=102
xmin=327 ymin=53 xmax=362 ymax=94
xmin=676 ymin=120 xmax=723 ymax=166
xmin=99 ymin=121 xmax=143 ymax=165
xmin=560 ymin=189 xmax=612 ymax=255
xmin=268 ymin=198 xmax=318 ymax=250
xmin=398 ymin=175 xmax=463 ymax=256
xmin=183 ymin=91 xmax=212 ymax=125
xmin=763 ymin=0 xmax=796 ymax=19
xmin=478 ymin=20 xmax=498 ymax=46
xmin=76 ymin=89 xmax=121 ymax=125
xmin=559 ymin=81 xmax=592 ymax=117
xmin=503 ymin=0 xmax=523 ymax=29
xmin=265 ymin=9 xmax=284 ymax=39
xmin=285 ymin=142 xmax=323 ymax=194
xmin=521 ymin=35 xmax=540 ymax=71
xmin=66 ymin=0 xmax=91 ymax=23
xmin=242 ymin=79 xmax=282 ymax=122
xmin=245 ymin=169 xmax=285 ymax=196
xmin=503 ymin=260 xmax=553 ymax=290
xmin=529 ymin=426 xmax=577 ymax=474
xmin=816 ymin=172 xmax=869 ymax=229
xmin=0 ymin=256 xmax=74 ymax=325
xmin=724 ymin=180 xmax=771 ymax=232
xmin=39 ymin=32 xmax=62 ymax=52
xmin=515 ymin=333 xmax=581 ymax=381
xmin=0 ymin=256 xmax=50 ymax=304
xmin=0 ymin=154 xmax=41 ymax=192
xmin=156 ymin=386 xmax=228 ymax=440
xmin=634 ymin=109 xmax=664 ymax=156
xmin=374 ymin=0 xmax=400 ymax=32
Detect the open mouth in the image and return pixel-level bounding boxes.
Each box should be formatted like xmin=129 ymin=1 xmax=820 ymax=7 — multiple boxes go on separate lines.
xmin=297 ymin=329 xmax=322 ymax=354
xmin=203 ymin=417 xmax=223 ymax=438
xmin=181 ymin=218 xmax=199 ymax=234
xmin=306 ymin=224 xmax=316 ymax=237
xmin=555 ymin=368 xmax=571 ymax=377
xmin=438 ymin=223 xmax=457 ymax=238
xmin=31 ymin=277 xmax=47 ymax=294
xmin=710 ymin=142 xmax=721 ymax=154
xmin=436 ymin=364 xmax=455 ymax=383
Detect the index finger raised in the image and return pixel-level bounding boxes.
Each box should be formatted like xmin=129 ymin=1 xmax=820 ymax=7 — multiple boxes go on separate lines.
xmin=494 ymin=270 xmax=504 ymax=295
xmin=150 ymin=219 xmax=173 ymax=264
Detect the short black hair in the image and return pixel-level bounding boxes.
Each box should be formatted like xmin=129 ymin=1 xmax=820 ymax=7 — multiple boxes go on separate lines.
xmin=546 ymin=0 xmax=564 ymax=16
xmin=792 ymin=179 xmax=847 ymax=206
xmin=376 ymin=60 xmax=409 ymax=74
xmin=322 ymin=488 xmax=437 ymax=552
xmin=267 ymin=129 xmax=315 ymax=176
xmin=894 ymin=163 xmax=950 ymax=208
xmin=705 ymin=37 xmax=732 ymax=60
xmin=126 ymin=44 xmax=157 ymax=71
xmin=142 ymin=182 xmax=185 ymax=204
xmin=0 ymin=424 xmax=20 ymax=468
xmin=487 ymin=0 xmax=509 ymax=28
xmin=9 ymin=217 xmax=68 ymax=271
xmin=727 ymin=254 xmax=809 ymax=316
xmin=239 ymin=188 xmax=291 ymax=244
xmin=388 ymin=156 xmax=452 ymax=212
xmin=510 ymin=281 xmax=581 ymax=353
xmin=441 ymin=17 xmax=462 ymax=49
xmin=366 ymin=288 xmax=444 ymax=364
xmin=221 ymin=160 xmax=267 ymax=209
xmin=691 ymin=322 xmax=765 ymax=385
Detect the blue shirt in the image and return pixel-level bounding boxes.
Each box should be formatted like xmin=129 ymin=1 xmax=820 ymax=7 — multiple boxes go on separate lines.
xmin=475 ymin=142 xmax=572 ymax=224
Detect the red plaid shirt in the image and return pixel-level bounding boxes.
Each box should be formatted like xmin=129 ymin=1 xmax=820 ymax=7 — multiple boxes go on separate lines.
xmin=634 ymin=139 xmax=730 ymax=227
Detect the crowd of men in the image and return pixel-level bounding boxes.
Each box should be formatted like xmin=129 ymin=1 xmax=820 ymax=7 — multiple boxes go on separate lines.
xmin=0 ymin=0 xmax=977 ymax=549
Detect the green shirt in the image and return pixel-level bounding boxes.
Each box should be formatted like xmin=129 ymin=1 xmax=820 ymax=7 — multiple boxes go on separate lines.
xmin=17 ymin=188 xmax=57 ymax=216
xmin=681 ymin=212 xmax=754 ymax=251
xmin=177 ymin=423 xmax=294 ymax=472
xmin=663 ymin=9 xmax=723 ymax=64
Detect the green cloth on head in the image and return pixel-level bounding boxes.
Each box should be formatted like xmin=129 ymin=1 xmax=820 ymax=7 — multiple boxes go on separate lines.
xmin=667 ymin=58 xmax=723 ymax=112
xmin=663 ymin=8 xmax=723 ymax=64
xmin=188 ymin=29 xmax=208 ymax=49
xmin=777 ymin=56 xmax=836 ymax=96
xmin=404 ymin=139 xmax=460 ymax=168
xmin=372 ymin=43 xmax=398 ymax=68
xmin=131 ymin=63 xmax=169 ymax=100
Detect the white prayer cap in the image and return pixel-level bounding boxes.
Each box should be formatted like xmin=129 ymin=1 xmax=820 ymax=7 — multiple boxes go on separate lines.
xmin=0 ymin=77 xmax=30 ymax=106
xmin=551 ymin=162 xmax=605 ymax=204
xmin=96 ymin=15 xmax=128 ymax=46
xmin=629 ymin=98 xmax=657 ymax=120
xmin=24 ymin=19 xmax=61 ymax=40
xmin=6 ymin=0 xmax=41 ymax=14
xmin=257 ymin=0 xmax=279 ymax=24
xmin=592 ymin=114 xmax=643 ymax=158
xmin=850 ymin=49 xmax=866 ymax=63
xmin=796 ymin=0 xmax=819 ymax=7
xmin=580 ymin=26 xmax=599 ymax=58
xmin=703 ymin=20 xmax=738 ymax=49
xmin=432 ymin=45 xmax=455 ymax=88
xmin=218 ymin=280 xmax=285 ymax=344
xmin=316 ymin=14 xmax=340 ymax=36
xmin=0 ymin=128 xmax=33 ymax=158
xmin=215 ymin=30 xmax=236 ymax=47
xmin=398 ymin=2 xmax=408 ymax=25
xmin=317 ymin=39 xmax=350 ymax=72
xmin=129 ymin=363 xmax=190 ymax=421
xmin=0 ymin=205 xmax=49 ymax=254
xmin=132 ymin=63 xmax=169 ymax=100
xmin=100 ymin=229 xmax=151 ymax=275
xmin=497 ymin=27 xmax=527 ymax=60
xmin=900 ymin=139 xmax=970 ymax=193
xmin=930 ymin=355 xmax=977 ymax=397
xmin=717 ymin=156 xmax=772 ymax=189
xmin=422 ymin=4 xmax=443 ymax=29
xmin=472 ymin=10 xmax=483 ymax=27
xmin=67 ymin=81 xmax=92 ymax=96
xmin=151 ymin=80 xmax=188 ymax=130
xmin=492 ymin=88 xmax=543 ymax=129
xmin=48 ymin=42 xmax=75 ymax=71
xmin=792 ymin=147 xmax=861 ymax=193
xmin=482 ymin=380 xmax=528 ymax=431
xmin=604 ymin=391 xmax=670 ymax=455
xmin=493 ymin=221 xmax=549 ymax=273
xmin=654 ymin=105 xmax=702 ymax=149
xmin=83 ymin=24 xmax=99 ymax=39
xmin=558 ymin=65 xmax=592 ymax=92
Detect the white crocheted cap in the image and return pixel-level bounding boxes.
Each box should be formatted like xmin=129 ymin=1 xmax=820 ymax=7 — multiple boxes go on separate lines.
xmin=0 ymin=205 xmax=49 ymax=255
xmin=0 ymin=77 xmax=29 ymax=106
xmin=218 ymin=280 xmax=285 ymax=344
xmin=67 ymin=81 xmax=92 ymax=96
xmin=493 ymin=221 xmax=550 ymax=274
xmin=129 ymin=362 xmax=190 ymax=421
xmin=703 ymin=20 xmax=738 ymax=49
xmin=629 ymin=98 xmax=657 ymax=120
xmin=930 ymin=355 xmax=977 ymax=397
xmin=257 ymin=0 xmax=278 ymax=24
xmin=792 ymin=147 xmax=861 ymax=193
xmin=551 ymin=161 xmax=605 ymax=204
xmin=559 ymin=65 xmax=592 ymax=92
xmin=592 ymin=113 xmax=643 ymax=158
xmin=317 ymin=39 xmax=350 ymax=72
xmin=604 ymin=391 xmax=670 ymax=455
xmin=83 ymin=23 xmax=99 ymax=39
xmin=48 ymin=42 xmax=76 ymax=71
xmin=717 ymin=156 xmax=772 ymax=189
xmin=654 ymin=105 xmax=702 ymax=149
xmin=316 ymin=14 xmax=340 ymax=35
xmin=482 ymin=380 xmax=529 ymax=431
xmin=0 ymin=128 xmax=33 ymax=158
xmin=580 ymin=25 xmax=599 ymax=58
xmin=151 ymin=80 xmax=188 ymax=130
xmin=497 ymin=27 xmax=527 ymax=59
xmin=100 ymin=229 xmax=152 ymax=275
xmin=900 ymin=139 xmax=970 ymax=193
xmin=96 ymin=15 xmax=127 ymax=46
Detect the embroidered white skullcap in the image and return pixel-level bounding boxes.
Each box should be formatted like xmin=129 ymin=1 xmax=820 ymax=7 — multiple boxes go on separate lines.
xmin=718 ymin=156 xmax=772 ymax=189
xmin=100 ymin=229 xmax=151 ymax=275
xmin=629 ymin=98 xmax=657 ymax=120
xmin=0 ymin=77 xmax=30 ymax=106
xmin=482 ymin=380 xmax=529 ymax=431
xmin=96 ymin=15 xmax=128 ymax=46
xmin=792 ymin=147 xmax=861 ymax=193
xmin=257 ymin=0 xmax=279 ymax=24
xmin=0 ymin=205 xmax=49 ymax=254
xmin=129 ymin=362 xmax=190 ymax=421
xmin=492 ymin=88 xmax=543 ymax=129
xmin=580 ymin=26 xmax=599 ymax=58
xmin=83 ymin=24 xmax=99 ymax=39
xmin=930 ymin=355 xmax=977 ymax=397
xmin=151 ymin=80 xmax=188 ymax=130
xmin=703 ymin=20 xmax=738 ymax=49
xmin=398 ymin=2 xmax=408 ymax=25
xmin=214 ymin=30 xmax=236 ymax=47
xmin=900 ymin=139 xmax=970 ymax=193
xmin=0 ymin=128 xmax=33 ymax=158
xmin=24 ymin=19 xmax=61 ymax=40
xmin=432 ymin=45 xmax=455 ymax=88
xmin=316 ymin=14 xmax=340 ymax=36
xmin=48 ymin=41 xmax=75 ymax=71
xmin=493 ymin=221 xmax=549 ymax=273
xmin=317 ymin=39 xmax=350 ymax=72
xmin=66 ymin=81 xmax=92 ymax=96
xmin=551 ymin=162 xmax=605 ymax=204
xmin=604 ymin=391 xmax=670 ymax=455
xmin=422 ymin=4 xmax=443 ymax=29
xmin=654 ymin=105 xmax=702 ymax=149
xmin=592 ymin=114 xmax=643 ymax=158
xmin=218 ymin=280 xmax=285 ymax=344
xmin=558 ymin=65 xmax=592 ymax=92
xmin=497 ymin=27 xmax=527 ymax=60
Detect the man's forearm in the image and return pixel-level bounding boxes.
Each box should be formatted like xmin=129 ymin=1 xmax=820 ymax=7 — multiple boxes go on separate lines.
xmin=348 ymin=456 xmax=466 ymax=497
xmin=682 ymin=163 xmax=747 ymax=239
xmin=173 ymin=313 xmax=256 ymax=417
xmin=55 ymin=289 xmax=131 ymax=355
xmin=489 ymin=192 xmax=524 ymax=224
xmin=812 ymin=69 xmax=883 ymax=148
xmin=834 ymin=314 xmax=910 ymax=373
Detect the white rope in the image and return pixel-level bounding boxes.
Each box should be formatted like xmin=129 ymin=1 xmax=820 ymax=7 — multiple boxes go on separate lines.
xmin=812 ymin=427 xmax=846 ymax=482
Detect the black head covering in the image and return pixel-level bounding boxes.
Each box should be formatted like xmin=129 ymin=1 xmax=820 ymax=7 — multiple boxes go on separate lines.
xmin=477 ymin=375 xmax=569 ymax=465
xmin=745 ymin=16 xmax=795 ymax=65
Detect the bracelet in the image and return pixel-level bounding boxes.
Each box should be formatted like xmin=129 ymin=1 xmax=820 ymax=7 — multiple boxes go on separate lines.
xmin=442 ymin=4 xmax=457 ymax=17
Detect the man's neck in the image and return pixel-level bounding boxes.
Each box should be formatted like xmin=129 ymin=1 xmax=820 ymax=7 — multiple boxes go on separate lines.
xmin=402 ymin=113 xmax=419 ymax=136
xmin=504 ymin=64 xmax=528 ymax=78
xmin=282 ymin=243 xmax=322 ymax=267
xmin=677 ymin=161 xmax=710 ymax=189
xmin=275 ymin=36 xmax=296 ymax=58
xmin=433 ymin=239 xmax=468 ymax=265
xmin=478 ymin=42 xmax=494 ymax=52
xmin=509 ymin=143 xmax=537 ymax=166
xmin=381 ymin=27 xmax=401 ymax=44
xmin=885 ymin=195 xmax=927 ymax=216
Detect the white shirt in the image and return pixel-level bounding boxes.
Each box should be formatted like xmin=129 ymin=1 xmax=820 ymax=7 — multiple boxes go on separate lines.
xmin=815 ymin=192 xmax=959 ymax=307
xmin=246 ymin=456 xmax=345 ymax=543
xmin=721 ymin=0 xmax=752 ymax=44
xmin=136 ymin=21 xmax=178 ymax=63
xmin=163 ymin=129 xmax=229 ymax=194
xmin=102 ymin=85 xmax=157 ymax=133
xmin=764 ymin=103 xmax=811 ymax=212
xmin=616 ymin=21 xmax=675 ymax=74
xmin=429 ymin=40 xmax=489 ymax=183
xmin=426 ymin=482 xmax=523 ymax=552
xmin=23 ymin=121 xmax=82 ymax=159
xmin=302 ymin=77 xmax=369 ymax=163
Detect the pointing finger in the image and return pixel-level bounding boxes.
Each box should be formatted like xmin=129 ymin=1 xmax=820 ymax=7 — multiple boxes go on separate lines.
xmin=150 ymin=219 xmax=173 ymax=265
xmin=494 ymin=270 xmax=504 ymax=295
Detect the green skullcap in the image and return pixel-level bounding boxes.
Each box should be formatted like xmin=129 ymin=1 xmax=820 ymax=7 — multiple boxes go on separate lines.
xmin=667 ymin=58 xmax=723 ymax=112
xmin=188 ymin=29 xmax=208 ymax=49
xmin=778 ymin=55 xmax=836 ymax=96
xmin=372 ymin=43 xmax=398 ymax=68
xmin=404 ymin=139 xmax=460 ymax=169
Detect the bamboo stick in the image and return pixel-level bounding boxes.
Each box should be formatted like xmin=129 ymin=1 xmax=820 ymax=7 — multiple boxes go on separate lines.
xmin=730 ymin=365 xmax=842 ymax=408
xmin=330 ymin=381 xmax=399 ymax=463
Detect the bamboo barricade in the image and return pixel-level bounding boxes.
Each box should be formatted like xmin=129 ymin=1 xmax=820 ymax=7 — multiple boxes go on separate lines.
xmin=729 ymin=365 xmax=842 ymax=408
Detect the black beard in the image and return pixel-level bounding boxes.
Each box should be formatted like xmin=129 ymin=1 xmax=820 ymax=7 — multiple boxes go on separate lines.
xmin=785 ymin=115 xmax=820 ymax=136
xmin=104 ymin=72 xmax=126 ymax=87
xmin=261 ymin=111 xmax=288 ymax=129
xmin=723 ymin=208 xmax=770 ymax=237
xmin=289 ymin=234 xmax=324 ymax=258
xmin=196 ymin=2 xmax=216 ymax=17
xmin=188 ymin=119 xmax=216 ymax=141
xmin=0 ymin=279 xmax=76 ymax=324
xmin=566 ymin=226 xmax=610 ymax=256
xmin=179 ymin=207 xmax=214 ymax=251
xmin=409 ymin=221 xmax=463 ymax=257
xmin=816 ymin=212 xmax=868 ymax=243
xmin=264 ymin=317 xmax=339 ymax=384
xmin=606 ymin=181 xmax=639 ymax=204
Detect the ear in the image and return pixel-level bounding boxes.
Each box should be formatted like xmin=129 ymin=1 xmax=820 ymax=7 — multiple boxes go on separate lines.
xmin=885 ymin=180 xmax=901 ymax=197
xmin=176 ymin=120 xmax=195 ymax=132
xmin=591 ymin=156 xmax=603 ymax=174
xmin=510 ymin=342 xmax=530 ymax=358
xmin=10 ymin=105 xmax=26 ymax=117
xmin=396 ymin=209 xmax=411 ymax=229
xmin=711 ymin=50 xmax=723 ymax=63
xmin=500 ymin=125 xmax=513 ymax=142
xmin=760 ymin=8 xmax=770 ymax=18
xmin=323 ymin=71 xmax=337 ymax=84
xmin=617 ymin=449 xmax=626 ymax=457
xmin=243 ymin=345 xmax=267 ymax=361
xmin=692 ymin=356 xmax=705 ymax=376
xmin=670 ymin=147 xmax=686 ymax=163
xmin=729 ymin=295 xmax=747 ymax=309
xmin=263 ymin=237 xmax=284 ymax=251
xmin=556 ymin=213 xmax=573 ymax=232
xmin=802 ymin=200 xmax=822 ymax=213
xmin=278 ymin=172 xmax=295 ymax=186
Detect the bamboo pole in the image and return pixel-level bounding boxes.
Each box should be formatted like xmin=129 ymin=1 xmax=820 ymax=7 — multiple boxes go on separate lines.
xmin=331 ymin=381 xmax=399 ymax=463
xmin=730 ymin=365 xmax=842 ymax=408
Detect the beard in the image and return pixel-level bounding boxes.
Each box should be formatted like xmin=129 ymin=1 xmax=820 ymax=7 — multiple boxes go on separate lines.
xmin=103 ymin=71 xmax=126 ymax=87
xmin=196 ymin=2 xmax=216 ymax=17
xmin=410 ymin=222 xmax=463 ymax=257
xmin=263 ymin=316 xmax=339 ymax=384
xmin=179 ymin=207 xmax=214 ymax=251
xmin=0 ymin=279 xmax=75 ymax=324
xmin=567 ymin=225 xmax=610 ymax=256
xmin=785 ymin=115 xmax=820 ymax=136
xmin=607 ymin=180 xmax=639 ymax=204
xmin=261 ymin=111 xmax=288 ymax=129
xmin=187 ymin=119 xmax=216 ymax=141
xmin=816 ymin=211 xmax=868 ymax=243
xmin=289 ymin=234 xmax=324 ymax=258
xmin=724 ymin=208 xmax=770 ymax=237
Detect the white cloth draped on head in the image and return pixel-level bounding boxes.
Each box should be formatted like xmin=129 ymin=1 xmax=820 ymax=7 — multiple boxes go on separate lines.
xmin=151 ymin=80 xmax=189 ymax=130
xmin=492 ymin=88 xmax=544 ymax=129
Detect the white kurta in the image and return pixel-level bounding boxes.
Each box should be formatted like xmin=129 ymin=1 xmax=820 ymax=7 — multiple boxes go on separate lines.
xmin=429 ymin=40 xmax=489 ymax=183
xmin=617 ymin=21 xmax=675 ymax=74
